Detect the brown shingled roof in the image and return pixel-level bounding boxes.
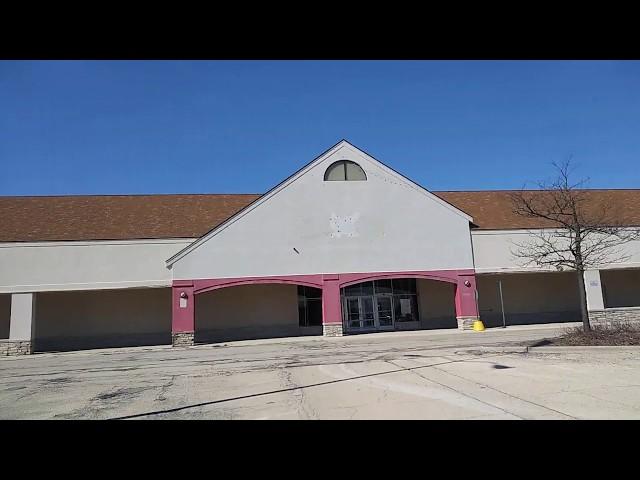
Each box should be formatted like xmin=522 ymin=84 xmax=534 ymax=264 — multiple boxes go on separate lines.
xmin=1 ymin=190 xmax=639 ymax=242
xmin=0 ymin=194 xmax=261 ymax=242
xmin=434 ymin=190 xmax=640 ymax=230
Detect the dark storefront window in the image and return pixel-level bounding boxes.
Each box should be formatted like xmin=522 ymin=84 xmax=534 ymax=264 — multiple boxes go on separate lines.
xmin=391 ymin=278 xmax=415 ymax=295
xmin=298 ymin=286 xmax=323 ymax=326
xmin=344 ymin=281 xmax=374 ymax=296
xmin=393 ymin=294 xmax=419 ymax=322
xmin=375 ymin=279 xmax=392 ymax=294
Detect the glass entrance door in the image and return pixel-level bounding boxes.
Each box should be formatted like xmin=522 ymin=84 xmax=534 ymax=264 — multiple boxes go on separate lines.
xmin=345 ymin=296 xmax=375 ymax=330
xmin=342 ymin=279 xmax=420 ymax=333
xmin=376 ymin=295 xmax=394 ymax=330
xmin=344 ymin=295 xmax=395 ymax=331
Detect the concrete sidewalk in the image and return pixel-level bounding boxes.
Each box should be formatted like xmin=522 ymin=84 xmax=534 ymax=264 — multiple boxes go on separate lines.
xmin=0 ymin=321 xmax=576 ymax=360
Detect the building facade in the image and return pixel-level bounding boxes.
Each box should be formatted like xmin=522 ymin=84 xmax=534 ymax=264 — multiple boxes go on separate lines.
xmin=2 ymin=141 xmax=640 ymax=355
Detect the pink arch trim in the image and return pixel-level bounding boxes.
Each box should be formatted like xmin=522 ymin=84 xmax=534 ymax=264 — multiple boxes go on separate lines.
xmin=338 ymin=271 xmax=461 ymax=288
xmin=191 ymin=274 xmax=323 ymax=295
xmin=171 ymin=269 xmax=479 ymax=334
xmin=181 ymin=269 xmax=475 ymax=294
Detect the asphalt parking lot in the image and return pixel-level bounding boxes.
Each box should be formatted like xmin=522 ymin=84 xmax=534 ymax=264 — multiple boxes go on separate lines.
xmin=1 ymin=324 xmax=639 ymax=420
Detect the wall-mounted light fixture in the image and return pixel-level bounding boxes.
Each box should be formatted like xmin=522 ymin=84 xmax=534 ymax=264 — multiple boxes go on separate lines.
xmin=464 ymin=280 xmax=471 ymax=287
xmin=180 ymin=291 xmax=188 ymax=299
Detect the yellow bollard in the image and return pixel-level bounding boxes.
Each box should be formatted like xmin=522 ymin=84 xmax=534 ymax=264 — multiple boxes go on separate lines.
xmin=472 ymin=320 xmax=485 ymax=332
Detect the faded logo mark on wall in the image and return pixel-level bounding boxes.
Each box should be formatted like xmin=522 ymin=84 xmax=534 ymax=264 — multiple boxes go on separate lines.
xmin=329 ymin=214 xmax=360 ymax=238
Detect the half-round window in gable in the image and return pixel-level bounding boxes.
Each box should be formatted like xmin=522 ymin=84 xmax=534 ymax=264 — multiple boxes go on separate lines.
xmin=323 ymin=160 xmax=367 ymax=181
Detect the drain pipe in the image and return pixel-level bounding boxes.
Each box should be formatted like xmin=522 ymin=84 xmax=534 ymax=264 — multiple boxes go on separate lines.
xmin=498 ymin=279 xmax=507 ymax=328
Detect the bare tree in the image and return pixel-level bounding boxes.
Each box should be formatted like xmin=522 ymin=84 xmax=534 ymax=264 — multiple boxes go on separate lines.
xmin=509 ymin=159 xmax=640 ymax=331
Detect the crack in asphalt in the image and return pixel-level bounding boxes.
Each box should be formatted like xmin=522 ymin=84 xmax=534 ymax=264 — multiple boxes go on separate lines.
xmin=107 ymin=352 xmax=515 ymax=420
xmin=55 ymin=384 xmax=157 ymax=420
xmin=0 ymin=340 xmax=537 ymax=381
xmin=425 ymin=363 xmax=577 ymax=420
xmin=278 ymin=367 xmax=317 ymax=420
xmin=384 ymin=359 xmax=524 ymax=420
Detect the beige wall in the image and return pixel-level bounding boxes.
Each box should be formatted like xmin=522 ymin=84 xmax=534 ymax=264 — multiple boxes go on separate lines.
xmin=34 ymin=287 xmax=172 ymax=351
xmin=0 ymin=294 xmax=9 ymax=339
xmin=417 ymin=280 xmax=456 ymax=329
xmin=477 ymin=272 xmax=581 ymax=327
xmin=601 ymin=269 xmax=640 ymax=308
xmin=195 ymin=284 xmax=318 ymax=342
xmin=0 ymin=239 xmax=192 ymax=293
xmin=472 ymin=229 xmax=640 ymax=274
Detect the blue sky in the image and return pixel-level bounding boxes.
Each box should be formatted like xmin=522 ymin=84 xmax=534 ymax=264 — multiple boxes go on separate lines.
xmin=1 ymin=60 xmax=639 ymax=196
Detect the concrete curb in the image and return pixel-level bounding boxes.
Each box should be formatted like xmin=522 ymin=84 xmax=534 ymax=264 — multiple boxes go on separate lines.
xmin=458 ymin=345 xmax=640 ymax=355
xmin=527 ymin=345 xmax=640 ymax=354
xmin=456 ymin=346 xmax=529 ymax=354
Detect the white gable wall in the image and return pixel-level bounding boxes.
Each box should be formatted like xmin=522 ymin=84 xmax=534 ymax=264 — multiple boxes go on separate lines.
xmin=171 ymin=143 xmax=474 ymax=280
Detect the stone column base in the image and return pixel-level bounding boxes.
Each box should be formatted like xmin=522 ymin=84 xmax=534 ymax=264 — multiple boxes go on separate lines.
xmin=589 ymin=308 xmax=640 ymax=326
xmin=323 ymin=323 xmax=344 ymax=337
xmin=456 ymin=317 xmax=479 ymax=330
xmin=0 ymin=340 xmax=33 ymax=356
xmin=172 ymin=332 xmax=195 ymax=347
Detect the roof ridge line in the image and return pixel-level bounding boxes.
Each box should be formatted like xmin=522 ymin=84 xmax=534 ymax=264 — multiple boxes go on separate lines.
xmin=0 ymin=193 xmax=264 ymax=199
xmin=3 ymin=188 xmax=640 ymax=199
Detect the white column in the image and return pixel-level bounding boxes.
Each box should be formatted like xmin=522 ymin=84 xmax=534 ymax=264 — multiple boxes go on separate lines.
xmin=583 ymin=270 xmax=605 ymax=311
xmin=9 ymin=293 xmax=36 ymax=341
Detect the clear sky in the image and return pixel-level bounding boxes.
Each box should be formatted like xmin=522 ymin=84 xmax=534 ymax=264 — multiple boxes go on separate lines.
xmin=1 ymin=60 xmax=639 ymax=196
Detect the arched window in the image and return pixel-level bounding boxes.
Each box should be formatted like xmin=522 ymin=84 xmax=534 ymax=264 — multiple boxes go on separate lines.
xmin=324 ymin=160 xmax=367 ymax=181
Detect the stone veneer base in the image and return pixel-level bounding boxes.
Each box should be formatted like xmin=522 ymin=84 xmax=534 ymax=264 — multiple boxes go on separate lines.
xmin=589 ymin=308 xmax=640 ymax=326
xmin=0 ymin=340 xmax=33 ymax=356
xmin=172 ymin=332 xmax=195 ymax=347
xmin=457 ymin=316 xmax=479 ymax=330
xmin=323 ymin=323 xmax=344 ymax=337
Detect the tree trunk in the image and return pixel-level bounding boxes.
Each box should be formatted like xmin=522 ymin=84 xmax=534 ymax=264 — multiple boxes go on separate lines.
xmin=576 ymin=267 xmax=591 ymax=331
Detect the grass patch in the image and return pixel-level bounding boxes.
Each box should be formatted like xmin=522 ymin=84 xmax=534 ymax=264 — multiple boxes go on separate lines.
xmin=548 ymin=323 xmax=640 ymax=346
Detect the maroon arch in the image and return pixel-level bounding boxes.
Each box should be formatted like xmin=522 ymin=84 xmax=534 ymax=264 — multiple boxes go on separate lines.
xmin=338 ymin=272 xmax=458 ymax=289
xmin=171 ymin=269 xmax=479 ymax=338
xmin=192 ymin=274 xmax=324 ymax=295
